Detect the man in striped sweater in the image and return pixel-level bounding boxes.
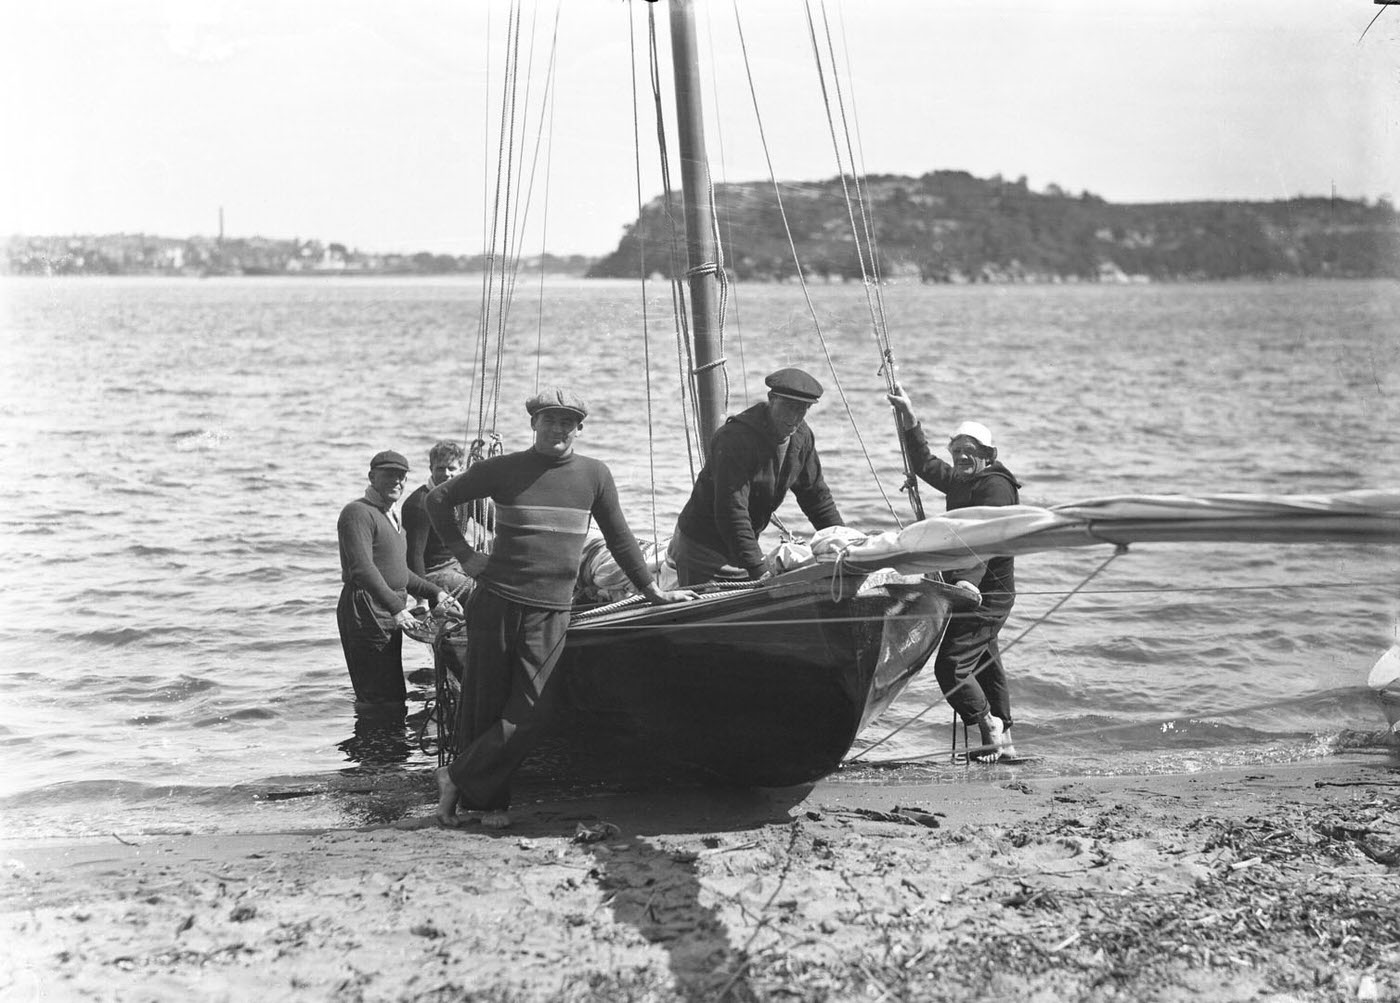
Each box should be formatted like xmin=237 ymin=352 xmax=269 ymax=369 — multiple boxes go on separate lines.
xmin=426 ymin=388 xmax=695 ymax=828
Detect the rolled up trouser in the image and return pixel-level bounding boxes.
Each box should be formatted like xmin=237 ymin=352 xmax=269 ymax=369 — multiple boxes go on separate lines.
xmin=336 ymin=584 xmax=408 ymax=705
xmin=933 ymin=605 xmax=1013 ymax=729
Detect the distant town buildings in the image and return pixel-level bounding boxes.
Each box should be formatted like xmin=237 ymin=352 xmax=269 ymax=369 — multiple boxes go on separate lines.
xmin=1 ymin=233 xmax=595 ymax=277
xmin=9 ymin=176 xmax=1398 ymax=283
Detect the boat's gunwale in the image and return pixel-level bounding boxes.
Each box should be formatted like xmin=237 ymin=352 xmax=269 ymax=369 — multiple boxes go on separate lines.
xmin=566 ymin=568 xmax=972 ymax=634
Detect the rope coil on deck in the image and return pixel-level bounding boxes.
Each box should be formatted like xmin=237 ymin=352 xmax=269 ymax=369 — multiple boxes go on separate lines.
xmin=572 ymin=577 xmax=767 ymax=624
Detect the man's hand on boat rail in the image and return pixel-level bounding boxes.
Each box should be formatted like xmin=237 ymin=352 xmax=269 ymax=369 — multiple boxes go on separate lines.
xmin=953 ymin=579 xmax=982 ymax=603
xmin=641 ymin=582 xmax=700 ymax=605
xmin=747 ymin=556 xmax=776 ymax=581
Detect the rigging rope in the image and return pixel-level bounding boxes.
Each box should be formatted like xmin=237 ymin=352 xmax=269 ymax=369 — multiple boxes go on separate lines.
xmin=807 ymin=1 xmax=925 ymax=521
xmin=471 ymin=3 xmax=512 ymax=441
xmin=471 ymin=1 xmax=562 ymax=442
xmin=518 ymin=3 xmax=564 ymax=393
xmin=494 ymin=3 xmax=561 ymax=416
xmin=996 ymin=546 xmax=1130 ymax=657
xmin=849 ymin=690 xmax=1386 ymax=770
xmin=806 ymin=0 xmax=928 ymax=523
xmin=828 ymin=2 xmax=891 ymax=332
xmin=563 ymin=576 xmax=1390 ymax=631
xmin=486 ymin=2 xmax=523 ymax=437
xmin=729 ymin=1 xmax=906 ymax=526
xmin=457 ymin=2 xmax=569 ymax=574
xmin=643 ymin=3 xmax=707 ymax=475
xmin=626 ymin=3 xmax=662 ymax=545
xmin=700 ymin=3 xmax=752 ymax=411
xmin=702 ymin=175 xmax=732 ymax=420
xmin=804 ymin=2 xmax=881 ymax=331
xmin=852 ymin=547 xmax=1130 ymax=761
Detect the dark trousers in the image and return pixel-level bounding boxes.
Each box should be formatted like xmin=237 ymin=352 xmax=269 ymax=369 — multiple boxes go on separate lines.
xmin=669 ymin=531 xmax=750 ymax=587
xmin=934 ymin=606 xmax=1013 ymax=728
xmin=447 ymin=589 xmax=570 ymax=811
xmin=336 ymin=585 xmax=407 ymax=705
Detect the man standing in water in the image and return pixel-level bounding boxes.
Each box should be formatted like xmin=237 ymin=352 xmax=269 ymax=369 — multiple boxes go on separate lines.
xmin=669 ymin=367 xmax=845 ymax=586
xmin=427 ymin=388 xmax=696 ymax=829
xmin=887 ymin=384 xmax=1023 ymax=762
xmin=336 ymin=450 xmax=463 ymax=706
xmin=402 ymin=438 xmax=477 ymax=598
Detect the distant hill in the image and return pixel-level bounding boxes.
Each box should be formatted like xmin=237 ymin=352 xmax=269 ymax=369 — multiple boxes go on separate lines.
xmin=587 ymin=171 xmax=1400 ymax=283
xmin=12 ymin=171 xmax=1397 ymax=283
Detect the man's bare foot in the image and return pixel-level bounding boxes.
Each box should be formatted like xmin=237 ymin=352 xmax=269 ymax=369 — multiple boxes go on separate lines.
xmin=481 ymin=810 xmax=511 ymax=830
xmin=435 ymin=766 xmax=461 ymax=827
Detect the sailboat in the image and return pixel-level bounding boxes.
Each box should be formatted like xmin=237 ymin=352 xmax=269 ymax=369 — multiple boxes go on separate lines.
xmin=427 ymin=0 xmax=962 ymax=787
xmin=428 ymin=1 xmax=1400 ymax=787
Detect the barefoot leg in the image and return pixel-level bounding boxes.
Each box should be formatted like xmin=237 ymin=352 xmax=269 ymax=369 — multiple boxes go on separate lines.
xmin=435 ymin=766 xmax=462 ymax=827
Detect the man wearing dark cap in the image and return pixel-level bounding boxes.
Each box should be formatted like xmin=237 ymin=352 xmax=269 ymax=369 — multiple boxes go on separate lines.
xmin=336 ymin=450 xmax=463 ymax=706
xmin=886 ymin=383 xmax=1023 ymax=762
xmin=670 ymin=367 xmax=845 ymax=586
xmin=427 ymin=387 xmax=696 ymax=829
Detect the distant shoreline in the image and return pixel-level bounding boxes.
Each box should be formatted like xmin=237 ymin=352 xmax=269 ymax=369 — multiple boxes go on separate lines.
xmin=5 ymin=270 xmax=1397 ymax=286
xmin=12 ymin=176 xmax=1399 ymax=284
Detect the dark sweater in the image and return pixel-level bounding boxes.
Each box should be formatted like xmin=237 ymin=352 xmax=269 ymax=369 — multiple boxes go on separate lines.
xmin=402 ymin=483 xmax=471 ymax=576
xmin=902 ymin=422 xmax=1022 ymax=610
xmin=428 ymin=449 xmax=653 ymax=611
xmin=336 ymin=497 xmax=439 ymax=613
xmin=675 ymin=402 xmax=843 ymax=574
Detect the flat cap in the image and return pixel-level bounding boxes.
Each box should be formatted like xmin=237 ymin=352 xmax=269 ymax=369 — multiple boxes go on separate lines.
xmin=525 ymin=386 xmax=588 ymax=420
xmin=764 ymin=367 xmax=823 ymax=404
xmin=369 ymin=449 xmax=411 ymax=472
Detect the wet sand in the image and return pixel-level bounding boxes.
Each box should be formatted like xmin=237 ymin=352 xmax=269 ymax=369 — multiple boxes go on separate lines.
xmin=3 ymin=756 xmax=1398 ymax=1002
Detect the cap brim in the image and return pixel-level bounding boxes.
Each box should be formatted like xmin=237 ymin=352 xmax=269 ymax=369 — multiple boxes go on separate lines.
xmin=767 ymin=391 xmax=818 ymax=404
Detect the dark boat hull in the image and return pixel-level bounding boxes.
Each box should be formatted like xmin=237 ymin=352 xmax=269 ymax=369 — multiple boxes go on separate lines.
xmin=435 ymin=569 xmax=964 ymax=787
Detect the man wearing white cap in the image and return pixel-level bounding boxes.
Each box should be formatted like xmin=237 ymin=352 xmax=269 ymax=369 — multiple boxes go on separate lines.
xmin=670 ymin=367 xmax=845 ymax=586
xmin=887 ymin=385 xmax=1023 ymax=762
xmin=426 ymin=387 xmax=696 ymax=829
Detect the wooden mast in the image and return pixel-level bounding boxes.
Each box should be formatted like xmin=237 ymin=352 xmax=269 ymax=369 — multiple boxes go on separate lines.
xmin=667 ymin=0 xmax=725 ymax=453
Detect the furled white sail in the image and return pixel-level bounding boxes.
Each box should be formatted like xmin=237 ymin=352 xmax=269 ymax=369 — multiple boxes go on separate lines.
xmin=839 ymin=489 xmax=1400 ymax=574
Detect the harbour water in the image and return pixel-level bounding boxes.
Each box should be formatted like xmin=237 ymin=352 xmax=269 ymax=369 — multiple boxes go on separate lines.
xmin=1 ymin=275 xmax=1396 ymax=839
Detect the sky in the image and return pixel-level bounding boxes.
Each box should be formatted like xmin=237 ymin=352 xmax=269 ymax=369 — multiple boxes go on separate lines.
xmin=3 ymin=0 xmax=1397 ymax=257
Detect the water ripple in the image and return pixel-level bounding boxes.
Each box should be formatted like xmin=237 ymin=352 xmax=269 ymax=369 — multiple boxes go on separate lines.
xmin=2 ymin=276 xmax=1396 ymax=836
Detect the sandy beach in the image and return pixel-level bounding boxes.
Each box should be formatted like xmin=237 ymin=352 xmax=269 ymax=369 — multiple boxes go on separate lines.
xmin=4 ymin=755 xmax=1397 ymax=1002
